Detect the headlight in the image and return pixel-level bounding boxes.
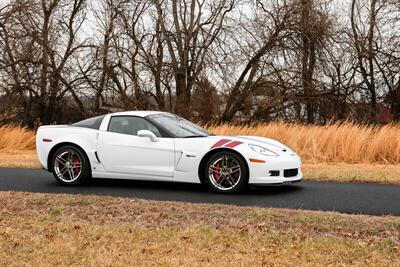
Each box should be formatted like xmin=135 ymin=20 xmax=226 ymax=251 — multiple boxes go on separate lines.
xmin=248 ymin=144 xmax=279 ymax=156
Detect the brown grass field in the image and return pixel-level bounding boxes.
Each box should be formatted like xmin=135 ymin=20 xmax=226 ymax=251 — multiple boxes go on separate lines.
xmin=0 ymin=124 xmax=36 ymax=151
xmin=0 ymin=192 xmax=399 ymax=266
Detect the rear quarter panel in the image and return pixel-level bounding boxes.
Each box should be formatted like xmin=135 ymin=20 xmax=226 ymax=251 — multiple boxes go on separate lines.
xmin=36 ymin=126 xmax=99 ymax=170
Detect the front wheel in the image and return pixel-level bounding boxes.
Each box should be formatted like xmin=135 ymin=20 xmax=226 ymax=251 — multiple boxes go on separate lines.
xmin=51 ymin=145 xmax=91 ymax=185
xmin=204 ymin=151 xmax=249 ymax=193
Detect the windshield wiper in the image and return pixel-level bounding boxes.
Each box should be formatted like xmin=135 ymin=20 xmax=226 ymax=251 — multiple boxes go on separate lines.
xmin=183 ymin=135 xmax=207 ymax=138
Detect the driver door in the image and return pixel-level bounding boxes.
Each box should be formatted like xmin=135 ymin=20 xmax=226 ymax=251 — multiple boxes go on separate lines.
xmin=97 ymin=116 xmax=175 ymax=178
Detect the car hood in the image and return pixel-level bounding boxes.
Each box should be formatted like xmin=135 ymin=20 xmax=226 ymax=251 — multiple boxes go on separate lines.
xmin=211 ymin=135 xmax=295 ymax=155
xmin=236 ymin=136 xmax=288 ymax=149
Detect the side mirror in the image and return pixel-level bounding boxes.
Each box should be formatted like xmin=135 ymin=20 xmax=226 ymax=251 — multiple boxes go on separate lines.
xmin=137 ymin=130 xmax=159 ymax=142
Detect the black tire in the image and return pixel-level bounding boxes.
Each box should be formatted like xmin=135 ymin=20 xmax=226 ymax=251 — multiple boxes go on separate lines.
xmin=51 ymin=145 xmax=92 ymax=185
xmin=203 ymin=151 xmax=249 ymax=193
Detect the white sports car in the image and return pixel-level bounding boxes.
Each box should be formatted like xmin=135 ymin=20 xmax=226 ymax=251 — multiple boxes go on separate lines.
xmin=36 ymin=111 xmax=302 ymax=193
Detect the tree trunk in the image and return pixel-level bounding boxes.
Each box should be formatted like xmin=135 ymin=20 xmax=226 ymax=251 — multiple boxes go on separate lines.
xmin=300 ymin=0 xmax=316 ymax=124
xmin=174 ymin=72 xmax=191 ymax=116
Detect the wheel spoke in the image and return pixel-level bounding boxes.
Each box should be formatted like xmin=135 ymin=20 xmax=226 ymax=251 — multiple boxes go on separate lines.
xmin=210 ymin=166 xmax=222 ymax=172
xmin=71 ymin=163 xmax=82 ymax=167
xmin=60 ymin=167 xmax=68 ymax=176
xmin=67 ymin=167 xmax=74 ymax=180
xmin=56 ymin=156 xmax=68 ymax=166
xmin=73 ymin=167 xmax=81 ymax=176
xmin=218 ymin=175 xmax=227 ymax=185
xmin=226 ymin=176 xmax=234 ymax=186
xmin=71 ymin=168 xmax=76 ymax=180
xmin=223 ymin=156 xmax=228 ymax=168
xmin=229 ymin=165 xmax=241 ymax=174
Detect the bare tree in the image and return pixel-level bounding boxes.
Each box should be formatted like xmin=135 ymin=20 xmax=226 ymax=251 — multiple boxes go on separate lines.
xmin=0 ymin=0 xmax=89 ymax=126
xmin=220 ymin=0 xmax=296 ymax=122
xmin=297 ymin=0 xmax=332 ymax=123
xmin=2 ymin=0 xmax=400 ymax=126
xmin=350 ymin=0 xmax=380 ymax=122
xmin=374 ymin=1 xmax=400 ymax=121
xmin=154 ymin=0 xmax=235 ymax=117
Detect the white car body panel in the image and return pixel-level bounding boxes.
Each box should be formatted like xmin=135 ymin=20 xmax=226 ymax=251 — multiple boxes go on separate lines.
xmin=36 ymin=111 xmax=303 ymax=185
xmin=36 ymin=126 xmax=99 ymax=170
xmin=97 ymin=131 xmax=175 ymax=177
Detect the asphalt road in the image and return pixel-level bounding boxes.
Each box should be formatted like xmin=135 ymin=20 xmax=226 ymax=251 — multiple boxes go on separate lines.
xmin=0 ymin=168 xmax=399 ymax=216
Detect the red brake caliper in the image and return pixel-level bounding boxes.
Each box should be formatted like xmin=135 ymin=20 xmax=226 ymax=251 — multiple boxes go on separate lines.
xmin=73 ymin=156 xmax=81 ymax=175
xmin=214 ymin=162 xmax=221 ymax=182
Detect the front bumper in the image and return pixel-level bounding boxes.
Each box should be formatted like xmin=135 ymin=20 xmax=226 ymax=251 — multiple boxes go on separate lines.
xmin=247 ymin=155 xmax=303 ymax=185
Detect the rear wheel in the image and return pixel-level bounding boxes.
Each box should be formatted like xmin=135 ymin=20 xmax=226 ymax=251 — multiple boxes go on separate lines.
xmin=204 ymin=151 xmax=248 ymax=193
xmin=51 ymin=145 xmax=91 ymax=185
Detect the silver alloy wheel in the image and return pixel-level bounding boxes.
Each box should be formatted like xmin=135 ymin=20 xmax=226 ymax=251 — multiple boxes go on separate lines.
xmin=54 ymin=150 xmax=83 ymax=183
xmin=208 ymin=155 xmax=242 ymax=191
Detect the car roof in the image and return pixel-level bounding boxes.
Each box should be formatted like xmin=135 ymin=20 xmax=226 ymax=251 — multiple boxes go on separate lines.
xmin=111 ymin=110 xmax=168 ymax=117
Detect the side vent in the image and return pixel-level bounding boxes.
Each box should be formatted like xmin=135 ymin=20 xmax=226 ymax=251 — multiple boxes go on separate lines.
xmin=94 ymin=151 xmax=101 ymax=163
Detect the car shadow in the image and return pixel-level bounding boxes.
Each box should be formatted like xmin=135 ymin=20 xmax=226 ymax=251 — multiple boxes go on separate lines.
xmin=84 ymin=178 xmax=304 ymax=197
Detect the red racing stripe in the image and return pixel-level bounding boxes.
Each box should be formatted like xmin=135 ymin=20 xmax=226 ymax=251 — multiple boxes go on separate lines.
xmin=210 ymin=139 xmax=231 ymax=150
xmin=224 ymin=141 xmax=243 ymax=148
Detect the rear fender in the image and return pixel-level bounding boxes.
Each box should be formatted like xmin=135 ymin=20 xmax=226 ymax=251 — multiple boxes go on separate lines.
xmin=36 ymin=127 xmax=99 ymax=171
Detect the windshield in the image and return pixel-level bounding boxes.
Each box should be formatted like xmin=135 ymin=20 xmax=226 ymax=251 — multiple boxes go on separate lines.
xmin=147 ymin=113 xmax=213 ymax=138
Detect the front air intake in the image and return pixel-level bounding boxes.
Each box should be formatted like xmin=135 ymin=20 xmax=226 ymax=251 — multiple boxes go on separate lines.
xmin=269 ymin=170 xmax=280 ymax=177
xmin=284 ymin=169 xmax=298 ymax=177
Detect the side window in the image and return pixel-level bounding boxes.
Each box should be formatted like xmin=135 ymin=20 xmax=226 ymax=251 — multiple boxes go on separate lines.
xmin=72 ymin=115 xmax=105 ymax=130
xmin=108 ymin=116 xmax=161 ymax=137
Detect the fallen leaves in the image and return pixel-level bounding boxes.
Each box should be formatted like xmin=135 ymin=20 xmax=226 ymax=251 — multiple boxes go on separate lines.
xmin=0 ymin=191 xmax=399 ymax=266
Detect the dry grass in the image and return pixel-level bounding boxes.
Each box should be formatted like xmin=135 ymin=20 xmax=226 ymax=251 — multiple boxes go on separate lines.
xmin=0 ymin=151 xmax=40 ymax=169
xmin=0 ymin=192 xmax=399 ymax=266
xmin=0 ymin=124 xmax=35 ymax=151
xmin=303 ymin=163 xmax=400 ymax=184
